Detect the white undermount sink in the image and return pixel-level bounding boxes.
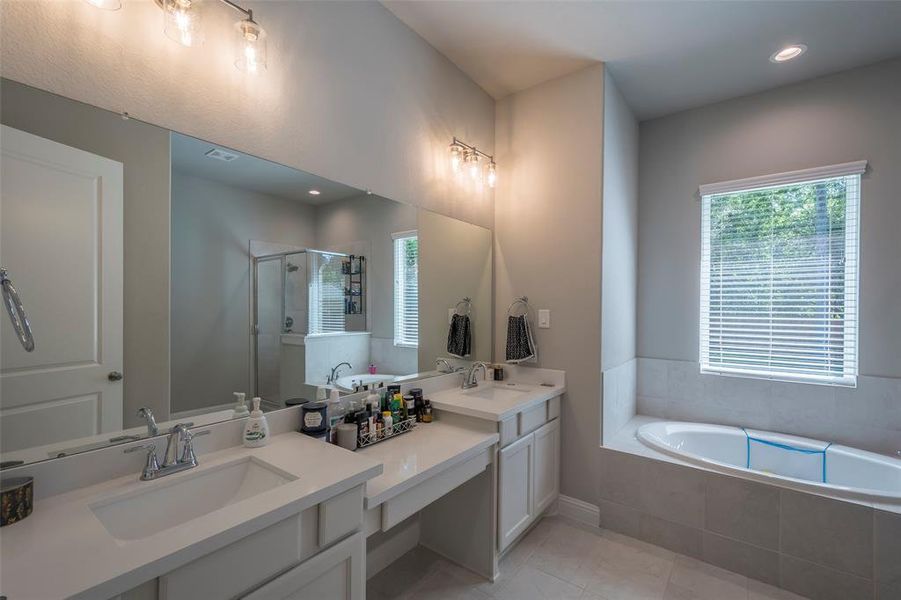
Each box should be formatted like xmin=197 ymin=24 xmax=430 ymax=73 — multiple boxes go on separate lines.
xmin=90 ymin=456 xmax=296 ymax=541
xmin=463 ymin=384 xmax=533 ymax=401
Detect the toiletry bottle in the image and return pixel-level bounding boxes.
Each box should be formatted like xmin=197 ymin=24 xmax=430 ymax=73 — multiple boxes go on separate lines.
xmin=243 ymin=397 xmax=270 ymax=447
xmin=327 ymin=389 xmax=345 ymax=444
xmin=422 ymin=400 xmax=433 ymax=423
xmin=369 ymin=363 xmax=377 ymax=375
xmin=383 ymin=411 xmax=393 ymax=436
xmin=232 ymin=392 xmax=250 ymax=418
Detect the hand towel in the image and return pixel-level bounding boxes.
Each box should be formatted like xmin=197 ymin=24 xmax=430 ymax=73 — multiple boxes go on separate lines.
xmin=505 ymin=314 xmax=537 ymax=363
xmin=446 ymin=313 xmax=472 ymax=358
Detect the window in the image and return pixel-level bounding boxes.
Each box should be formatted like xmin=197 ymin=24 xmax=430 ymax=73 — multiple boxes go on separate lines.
xmin=393 ymin=231 xmax=419 ymax=347
xmin=308 ymin=251 xmax=345 ymax=334
xmin=700 ymin=161 xmax=865 ymax=386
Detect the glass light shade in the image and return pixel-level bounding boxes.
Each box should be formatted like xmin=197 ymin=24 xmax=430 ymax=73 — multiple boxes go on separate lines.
xmin=235 ymin=19 xmax=267 ymax=73
xmin=84 ymin=0 xmax=121 ymax=10
xmin=164 ymin=0 xmax=203 ymax=48
xmin=466 ymin=151 xmax=481 ymax=182
xmin=449 ymin=143 xmax=463 ymax=174
xmin=486 ymin=161 xmax=497 ymax=188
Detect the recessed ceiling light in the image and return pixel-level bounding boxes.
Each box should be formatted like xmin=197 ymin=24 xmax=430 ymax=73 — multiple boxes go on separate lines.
xmin=308 ymin=190 xmax=321 ymax=196
xmin=770 ymin=44 xmax=807 ymax=63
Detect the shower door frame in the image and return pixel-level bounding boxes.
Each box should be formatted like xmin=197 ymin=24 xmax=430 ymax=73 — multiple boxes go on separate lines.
xmin=250 ymin=249 xmax=349 ymax=402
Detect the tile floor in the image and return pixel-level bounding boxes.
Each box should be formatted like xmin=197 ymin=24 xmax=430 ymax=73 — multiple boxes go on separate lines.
xmin=367 ymin=516 xmax=809 ymax=600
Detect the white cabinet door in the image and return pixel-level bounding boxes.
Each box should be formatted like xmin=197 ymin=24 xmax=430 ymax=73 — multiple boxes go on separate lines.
xmin=0 ymin=125 xmax=124 ymax=452
xmin=498 ymin=432 xmax=534 ymax=552
xmin=532 ymin=418 xmax=560 ymax=515
xmin=242 ymin=532 xmax=365 ymax=600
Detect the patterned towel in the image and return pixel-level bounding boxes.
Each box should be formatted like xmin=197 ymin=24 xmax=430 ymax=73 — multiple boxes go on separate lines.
xmin=446 ymin=313 xmax=472 ymax=358
xmin=505 ymin=315 xmax=536 ymax=363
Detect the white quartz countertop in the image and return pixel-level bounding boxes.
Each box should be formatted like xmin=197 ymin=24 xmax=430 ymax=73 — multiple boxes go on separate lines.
xmin=428 ymin=380 xmax=565 ymax=422
xmin=0 ymin=433 xmax=382 ymax=600
xmin=359 ymin=420 xmax=498 ymax=508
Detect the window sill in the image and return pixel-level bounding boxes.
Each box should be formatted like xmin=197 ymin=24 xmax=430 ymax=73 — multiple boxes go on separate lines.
xmin=700 ymin=366 xmax=857 ymax=388
xmin=393 ymin=342 xmax=418 ymax=349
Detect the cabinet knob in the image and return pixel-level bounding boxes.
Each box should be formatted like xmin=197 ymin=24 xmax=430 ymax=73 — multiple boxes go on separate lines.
xmin=108 ymin=371 xmax=124 ymax=382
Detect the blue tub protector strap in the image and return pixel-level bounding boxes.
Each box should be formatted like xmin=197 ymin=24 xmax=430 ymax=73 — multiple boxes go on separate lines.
xmin=741 ymin=428 xmax=832 ymax=483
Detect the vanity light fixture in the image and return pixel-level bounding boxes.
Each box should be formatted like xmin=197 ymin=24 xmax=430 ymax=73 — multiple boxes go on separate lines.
xmin=448 ymin=137 xmax=496 ymax=188
xmin=87 ymin=0 xmax=267 ymax=73
xmin=770 ymin=44 xmax=807 ymax=63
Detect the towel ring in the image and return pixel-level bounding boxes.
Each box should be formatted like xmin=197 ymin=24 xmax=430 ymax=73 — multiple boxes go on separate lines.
xmin=506 ymin=296 xmax=531 ymax=317
xmin=454 ymin=297 xmax=472 ymax=317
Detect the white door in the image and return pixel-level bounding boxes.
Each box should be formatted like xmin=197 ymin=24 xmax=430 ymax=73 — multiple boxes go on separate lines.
xmin=498 ymin=432 xmax=534 ymax=551
xmin=533 ymin=418 xmax=561 ymax=515
xmin=0 ymin=125 xmax=124 ymax=453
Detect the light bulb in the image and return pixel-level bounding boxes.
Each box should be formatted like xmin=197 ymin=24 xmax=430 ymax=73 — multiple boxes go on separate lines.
xmin=235 ymin=19 xmax=267 ymax=73
xmin=84 ymin=0 xmax=121 ymax=10
xmin=486 ymin=161 xmax=497 ymax=188
xmin=164 ymin=0 xmax=203 ymax=48
xmin=449 ymin=143 xmax=463 ymax=174
xmin=466 ymin=150 xmax=481 ymax=182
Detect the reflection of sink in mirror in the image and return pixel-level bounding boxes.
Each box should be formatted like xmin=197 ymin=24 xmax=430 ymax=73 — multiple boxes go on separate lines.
xmin=90 ymin=457 xmax=296 ymax=542
xmin=334 ymin=373 xmax=398 ymax=392
xmin=464 ymin=385 xmax=533 ymax=401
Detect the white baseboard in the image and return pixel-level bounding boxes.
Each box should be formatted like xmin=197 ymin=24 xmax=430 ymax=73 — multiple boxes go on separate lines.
xmin=556 ymin=494 xmax=600 ymax=527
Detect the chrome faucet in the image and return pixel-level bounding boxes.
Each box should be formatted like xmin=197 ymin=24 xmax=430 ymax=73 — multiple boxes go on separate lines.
xmin=136 ymin=407 xmax=159 ymax=437
xmin=124 ymin=423 xmax=209 ymax=481
xmin=462 ymin=362 xmax=490 ymax=390
xmin=327 ymin=362 xmax=352 ymax=384
xmin=436 ymin=358 xmax=463 ymax=374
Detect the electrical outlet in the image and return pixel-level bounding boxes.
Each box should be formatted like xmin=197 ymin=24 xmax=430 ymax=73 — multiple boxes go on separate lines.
xmin=538 ymin=309 xmax=550 ymax=329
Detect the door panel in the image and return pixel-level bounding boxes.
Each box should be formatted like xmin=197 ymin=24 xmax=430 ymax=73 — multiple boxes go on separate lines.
xmin=533 ymin=418 xmax=560 ymax=515
xmin=498 ymin=432 xmax=533 ymax=551
xmin=0 ymin=125 xmax=124 ymax=452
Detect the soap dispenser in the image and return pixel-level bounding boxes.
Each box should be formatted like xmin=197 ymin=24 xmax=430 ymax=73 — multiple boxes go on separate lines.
xmin=232 ymin=392 xmax=250 ymax=419
xmin=243 ymin=397 xmax=270 ymax=447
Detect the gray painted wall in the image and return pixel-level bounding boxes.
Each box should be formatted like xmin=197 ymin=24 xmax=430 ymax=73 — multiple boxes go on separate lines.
xmin=601 ymin=71 xmax=639 ymax=371
xmin=171 ymin=171 xmax=316 ymax=413
xmin=495 ymin=65 xmax=605 ymax=504
xmin=638 ymin=58 xmax=901 ymax=379
xmin=1 ymin=79 xmax=172 ymax=426
xmin=0 ymin=0 xmax=495 ymax=229
xmin=600 ymin=72 xmax=640 ymax=442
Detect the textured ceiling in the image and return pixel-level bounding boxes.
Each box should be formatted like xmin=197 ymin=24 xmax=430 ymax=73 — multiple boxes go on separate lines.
xmin=383 ymin=1 xmax=901 ymax=119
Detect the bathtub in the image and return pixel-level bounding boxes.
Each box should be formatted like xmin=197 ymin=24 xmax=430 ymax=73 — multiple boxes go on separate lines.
xmin=334 ymin=373 xmax=398 ymax=392
xmin=637 ymin=421 xmax=901 ymax=503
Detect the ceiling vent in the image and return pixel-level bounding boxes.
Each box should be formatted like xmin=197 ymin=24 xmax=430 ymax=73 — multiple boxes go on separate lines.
xmin=204 ymin=148 xmax=240 ymax=162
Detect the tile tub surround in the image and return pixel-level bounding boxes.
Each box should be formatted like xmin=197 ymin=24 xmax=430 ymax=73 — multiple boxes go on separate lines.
xmin=602 ymin=358 xmax=638 ymax=443
xmin=597 ymin=446 xmax=898 ymax=600
xmin=636 ymin=357 xmax=901 ymax=456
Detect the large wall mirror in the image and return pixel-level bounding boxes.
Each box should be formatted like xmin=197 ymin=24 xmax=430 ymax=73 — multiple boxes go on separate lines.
xmin=0 ymin=78 xmax=492 ymax=467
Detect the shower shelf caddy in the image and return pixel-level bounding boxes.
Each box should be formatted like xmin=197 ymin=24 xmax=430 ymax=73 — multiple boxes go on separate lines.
xmin=342 ymin=255 xmax=365 ymax=315
xmin=356 ymin=416 xmax=416 ymax=449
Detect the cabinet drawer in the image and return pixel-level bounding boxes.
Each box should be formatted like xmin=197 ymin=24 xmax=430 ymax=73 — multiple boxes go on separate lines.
xmin=518 ymin=402 xmax=547 ymax=436
xmin=241 ymin=532 xmax=365 ymax=600
xmin=160 ymin=512 xmax=307 ymax=600
xmin=547 ymin=396 xmax=560 ymax=421
xmin=319 ymin=485 xmax=364 ymax=547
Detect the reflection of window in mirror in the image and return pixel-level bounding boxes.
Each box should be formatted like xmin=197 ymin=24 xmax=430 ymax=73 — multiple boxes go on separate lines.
xmin=308 ymin=252 xmax=346 ymax=334
xmin=393 ymin=231 xmax=419 ymax=348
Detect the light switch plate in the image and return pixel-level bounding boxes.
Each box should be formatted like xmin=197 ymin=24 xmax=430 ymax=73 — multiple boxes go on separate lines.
xmin=538 ymin=309 xmax=550 ymax=329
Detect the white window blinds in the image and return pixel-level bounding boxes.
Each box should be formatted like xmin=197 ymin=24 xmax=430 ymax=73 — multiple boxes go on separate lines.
xmin=393 ymin=231 xmax=419 ymax=347
xmin=700 ymin=161 xmax=865 ymax=386
xmin=308 ymin=252 xmax=345 ymax=335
